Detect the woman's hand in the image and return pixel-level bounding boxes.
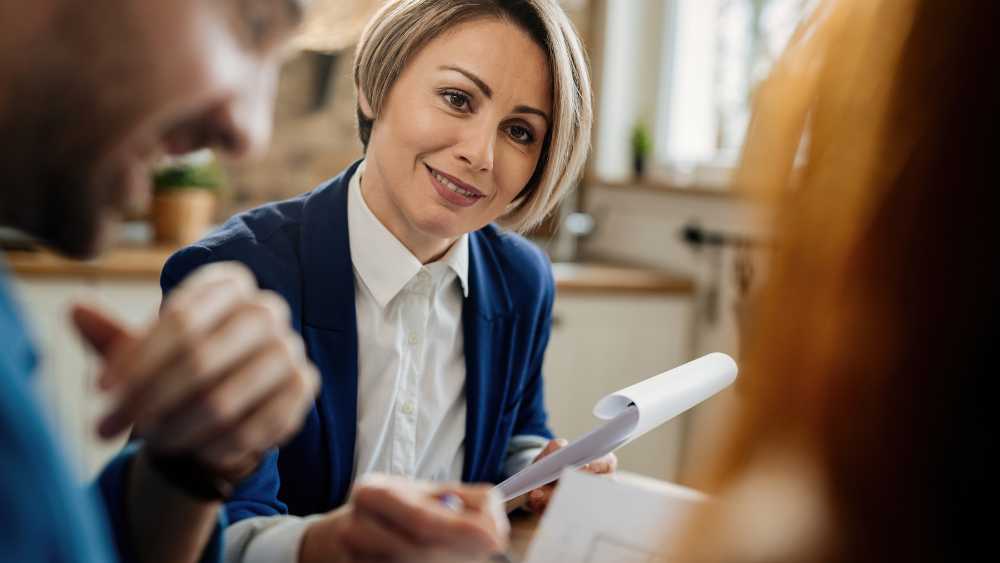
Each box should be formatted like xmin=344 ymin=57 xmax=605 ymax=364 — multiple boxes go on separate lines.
xmin=525 ymin=438 xmax=618 ymax=515
xmin=300 ymin=475 xmax=509 ymax=563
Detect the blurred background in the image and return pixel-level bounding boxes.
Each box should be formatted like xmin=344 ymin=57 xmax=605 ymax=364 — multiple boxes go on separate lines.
xmin=2 ymin=0 xmax=804 ymax=486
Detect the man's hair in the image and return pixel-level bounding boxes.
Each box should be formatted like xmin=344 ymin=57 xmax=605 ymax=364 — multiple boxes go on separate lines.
xmin=352 ymin=0 xmax=592 ymax=234
xmin=0 ymin=1 xmax=145 ymax=258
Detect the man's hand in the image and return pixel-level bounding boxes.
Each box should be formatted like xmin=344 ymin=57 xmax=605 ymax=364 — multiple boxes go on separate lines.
xmin=72 ymin=261 xmax=320 ymax=482
xmin=301 ymin=476 xmax=509 ymax=563
xmin=525 ymin=438 xmax=618 ymax=515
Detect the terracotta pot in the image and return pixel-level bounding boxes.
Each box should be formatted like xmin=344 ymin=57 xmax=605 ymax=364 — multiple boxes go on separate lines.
xmin=151 ymin=189 xmax=216 ymax=246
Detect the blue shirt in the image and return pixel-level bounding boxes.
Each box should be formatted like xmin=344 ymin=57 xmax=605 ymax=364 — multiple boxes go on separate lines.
xmin=0 ymin=258 xmax=224 ymax=562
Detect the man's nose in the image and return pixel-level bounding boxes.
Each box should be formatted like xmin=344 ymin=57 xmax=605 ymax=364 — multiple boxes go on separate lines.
xmin=456 ymin=120 xmax=495 ymax=172
xmin=205 ymin=68 xmax=278 ymax=161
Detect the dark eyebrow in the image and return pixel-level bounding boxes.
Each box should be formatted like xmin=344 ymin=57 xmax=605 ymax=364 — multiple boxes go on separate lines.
xmin=440 ymin=65 xmax=493 ymax=98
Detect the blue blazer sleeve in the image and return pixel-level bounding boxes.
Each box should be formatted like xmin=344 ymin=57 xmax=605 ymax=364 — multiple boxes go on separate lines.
xmin=159 ymin=245 xmax=221 ymax=295
xmin=510 ymin=251 xmax=556 ymax=441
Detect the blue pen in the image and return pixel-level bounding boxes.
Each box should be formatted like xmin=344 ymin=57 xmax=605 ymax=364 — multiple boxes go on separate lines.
xmin=438 ymin=493 xmax=519 ymax=563
xmin=440 ymin=492 xmax=466 ymax=513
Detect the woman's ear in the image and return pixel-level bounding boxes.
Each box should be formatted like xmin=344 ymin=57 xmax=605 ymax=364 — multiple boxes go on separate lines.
xmin=359 ymin=88 xmax=375 ymax=120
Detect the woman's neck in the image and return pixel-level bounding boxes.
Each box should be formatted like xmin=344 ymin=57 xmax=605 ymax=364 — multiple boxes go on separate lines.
xmin=359 ymin=164 xmax=459 ymax=265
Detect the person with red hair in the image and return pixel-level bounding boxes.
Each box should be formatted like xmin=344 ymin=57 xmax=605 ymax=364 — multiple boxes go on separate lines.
xmin=675 ymin=0 xmax=996 ymax=560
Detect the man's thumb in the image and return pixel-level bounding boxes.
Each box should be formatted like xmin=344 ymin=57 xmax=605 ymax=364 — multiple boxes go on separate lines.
xmin=71 ymin=301 xmax=130 ymax=358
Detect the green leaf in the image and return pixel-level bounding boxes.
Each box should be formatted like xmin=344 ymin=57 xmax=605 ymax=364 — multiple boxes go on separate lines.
xmin=153 ymin=162 xmax=224 ymax=193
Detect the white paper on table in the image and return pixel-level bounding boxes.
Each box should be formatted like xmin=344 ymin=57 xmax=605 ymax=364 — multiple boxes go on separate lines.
xmin=524 ymin=470 xmax=708 ymax=563
xmin=494 ymin=353 xmax=737 ymax=502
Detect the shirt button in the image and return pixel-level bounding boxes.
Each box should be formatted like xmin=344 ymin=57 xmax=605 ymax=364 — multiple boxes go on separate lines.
xmin=401 ymin=402 xmax=414 ymax=414
xmin=418 ymin=271 xmax=430 ymax=280
xmin=408 ymin=332 xmax=419 ymax=344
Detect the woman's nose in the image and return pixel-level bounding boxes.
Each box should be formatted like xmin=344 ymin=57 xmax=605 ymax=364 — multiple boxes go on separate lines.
xmin=455 ymin=120 xmax=495 ymax=172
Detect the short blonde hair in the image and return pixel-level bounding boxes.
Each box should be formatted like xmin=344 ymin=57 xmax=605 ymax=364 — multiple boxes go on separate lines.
xmin=353 ymin=0 xmax=592 ymax=233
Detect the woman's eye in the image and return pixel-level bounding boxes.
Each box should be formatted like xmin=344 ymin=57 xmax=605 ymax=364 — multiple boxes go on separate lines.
xmin=444 ymin=93 xmax=469 ymax=110
xmin=507 ymin=125 xmax=535 ymax=144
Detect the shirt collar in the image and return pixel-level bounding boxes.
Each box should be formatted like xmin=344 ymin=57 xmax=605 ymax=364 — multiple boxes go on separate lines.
xmin=347 ymin=160 xmax=469 ymax=307
xmin=439 ymin=226 xmax=470 ymax=298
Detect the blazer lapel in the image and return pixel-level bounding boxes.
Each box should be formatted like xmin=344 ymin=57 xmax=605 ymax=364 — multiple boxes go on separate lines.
xmin=299 ymin=161 xmax=361 ymax=332
xmin=462 ymin=230 xmax=518 ymax=483
xmin=295 ymin=160 xmax=362 ymax=510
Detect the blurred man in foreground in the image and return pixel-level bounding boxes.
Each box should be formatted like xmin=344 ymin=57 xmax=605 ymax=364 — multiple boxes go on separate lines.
xmin=0 ymin=0 xmax=505 ymax=561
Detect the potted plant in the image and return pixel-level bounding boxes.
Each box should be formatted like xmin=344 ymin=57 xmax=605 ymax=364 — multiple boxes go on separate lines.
xmin=150 ymin=150 xmax=223 ymax=246
xmin=632 ymin=121 xmax=651 ymax=178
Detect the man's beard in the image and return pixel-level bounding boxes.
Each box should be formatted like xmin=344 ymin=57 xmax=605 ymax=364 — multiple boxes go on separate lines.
xmin=0 ymin=3 xmax=145 ymax=259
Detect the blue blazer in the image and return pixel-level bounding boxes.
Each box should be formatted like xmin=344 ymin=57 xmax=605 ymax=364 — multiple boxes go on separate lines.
xmin=161 ymin=159 xmax=555 ymax=523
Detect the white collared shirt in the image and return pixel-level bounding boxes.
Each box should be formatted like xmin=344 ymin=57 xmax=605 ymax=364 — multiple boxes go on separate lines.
xmin=347 ymin=160 xmax=469 ymax=481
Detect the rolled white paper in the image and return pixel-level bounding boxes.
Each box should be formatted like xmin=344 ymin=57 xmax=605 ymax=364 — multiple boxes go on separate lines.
xmin=494 ymin=353 xmax=738 ymax=502
xmin=593 ymin=352 xmax=738 ymax=447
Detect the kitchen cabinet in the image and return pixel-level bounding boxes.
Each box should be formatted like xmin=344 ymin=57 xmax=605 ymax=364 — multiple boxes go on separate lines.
xmin=543 ymin=290 xmax=694 ymax=483
xmin=9 ymin=276 xmax=162 ymax=478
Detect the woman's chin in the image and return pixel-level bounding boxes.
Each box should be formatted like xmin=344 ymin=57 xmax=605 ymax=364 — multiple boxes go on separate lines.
xmin=407 ymin=206 xmax=480 ymax=240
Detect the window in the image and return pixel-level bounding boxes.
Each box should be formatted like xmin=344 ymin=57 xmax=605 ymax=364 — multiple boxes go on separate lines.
xmin=594 ymin=0 xmax=806 ymax=188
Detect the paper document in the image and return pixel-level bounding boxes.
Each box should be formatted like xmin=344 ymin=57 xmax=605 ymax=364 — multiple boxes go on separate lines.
xmin=524 ymin=470 xmax=708 ymax=563
xmin=495 ymin=353 xmax=737 ymax=502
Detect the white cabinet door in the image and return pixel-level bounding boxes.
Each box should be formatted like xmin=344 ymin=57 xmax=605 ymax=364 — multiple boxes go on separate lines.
xmin=11 ymin=277 xmax=98 ymax=479
xmin=11 ymin=276 xmax=162 ymax=478
xmin=542 ymin=293 xmax=694 ymax=482
xmin=87 ymin=280 xmax=163 ymax=473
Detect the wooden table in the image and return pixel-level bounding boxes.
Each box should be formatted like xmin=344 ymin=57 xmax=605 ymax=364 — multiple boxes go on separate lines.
xmin=502 ymin=509 xmax=541 ymax=562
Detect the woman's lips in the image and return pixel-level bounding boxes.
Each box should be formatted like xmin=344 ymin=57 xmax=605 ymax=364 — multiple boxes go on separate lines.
xmin=426 ymin=165 xmax=483 ymax=208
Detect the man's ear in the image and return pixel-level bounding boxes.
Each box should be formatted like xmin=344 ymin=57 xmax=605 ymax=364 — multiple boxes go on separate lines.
xmin=359 ymin=88 xmax=375 ymax=119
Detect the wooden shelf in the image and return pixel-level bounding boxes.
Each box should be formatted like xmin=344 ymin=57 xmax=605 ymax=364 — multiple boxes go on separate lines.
xmin=585 ymin=177 xmax=736 ymax=198
xmin=5 ymin=247 xmax=695 ymax=295
xmin=4 ymin=245 xmax=178 ymax=280
xmin=551 ymin=262 xmax=694 ymax=294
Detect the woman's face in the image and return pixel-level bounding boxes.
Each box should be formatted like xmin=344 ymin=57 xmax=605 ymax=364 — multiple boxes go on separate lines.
xmin=361 ymin=18 xmax=552 ymax=244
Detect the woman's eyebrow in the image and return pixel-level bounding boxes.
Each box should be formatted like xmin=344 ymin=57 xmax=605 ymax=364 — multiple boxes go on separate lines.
xmin=440 ymin=65 xmax=493 ymax=98
xmin=514 ymin=105 xmax=550 ymax=122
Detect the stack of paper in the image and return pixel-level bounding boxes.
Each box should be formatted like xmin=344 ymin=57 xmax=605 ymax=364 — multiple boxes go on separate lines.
xmin=523 ymin=470 xmax=708 ymax=563
xmin=495 ymin=353 xmax=737 ymax=502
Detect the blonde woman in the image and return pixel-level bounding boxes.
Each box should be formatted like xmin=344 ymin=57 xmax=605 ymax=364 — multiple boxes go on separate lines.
xmin=162 ymin=0 xmax=611 ymax=560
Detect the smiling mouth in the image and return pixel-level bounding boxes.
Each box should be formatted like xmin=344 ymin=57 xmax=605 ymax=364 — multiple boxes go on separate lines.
xmin=426 ymin=165 xmax=483 ymax=198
